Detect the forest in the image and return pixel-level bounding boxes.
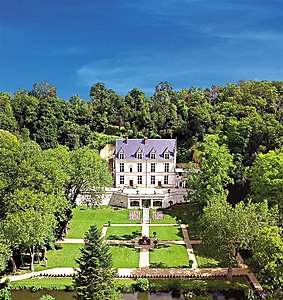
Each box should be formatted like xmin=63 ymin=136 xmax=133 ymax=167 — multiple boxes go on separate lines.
xmin=0 ymin=80 xmax=283 ymax=296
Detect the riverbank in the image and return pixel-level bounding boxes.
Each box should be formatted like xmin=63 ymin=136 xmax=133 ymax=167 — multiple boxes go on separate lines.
xmin=10 ymin=277 xmax=251 ymax=297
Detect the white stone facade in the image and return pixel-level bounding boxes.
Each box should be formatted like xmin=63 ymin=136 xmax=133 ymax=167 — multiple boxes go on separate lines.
xmin=114 ymin=138 xmax=177 ymax=189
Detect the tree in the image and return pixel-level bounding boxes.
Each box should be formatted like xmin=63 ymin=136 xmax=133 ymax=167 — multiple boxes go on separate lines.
xmin=0 ymin=93 xmax=17 ymax=132
xmin=187 ymin=134 xmax=235 ymax=206
xmin=65 ymin=147 xmax=112 ymax=206
xmin=29 ymin=81 xmax=57 ymax=100
xmin=74 ymin=226 xmax=120 ymax=300
xmin=201 ymin=196 xmax=279 ymax=278
xmin=3 ymin=189 xmax=56 ymax=272
xmin=249 ymin=149 xmax=283 ymax=210
xmin=248 ymin=226 xmax=283 ymax=289
xmin=0 ymin=236 xmax=11 ymax=272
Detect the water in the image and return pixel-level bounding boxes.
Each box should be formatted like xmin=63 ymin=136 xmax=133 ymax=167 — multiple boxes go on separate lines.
xmin=11 ymin=290 xmax=245 ymax=299
xmin=11 ymin=291 xmax=184 ymax=300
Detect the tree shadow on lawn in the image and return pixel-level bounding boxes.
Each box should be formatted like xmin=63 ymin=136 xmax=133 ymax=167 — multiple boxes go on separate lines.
xmin=161 ymin=203 xmax=202 ymax=239
xmin=107 ymin=230 xmax=141 ymax=240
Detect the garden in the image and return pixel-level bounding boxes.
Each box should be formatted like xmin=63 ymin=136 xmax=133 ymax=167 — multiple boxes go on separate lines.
xmin=28 ymin=203 xmax=235 ymax=272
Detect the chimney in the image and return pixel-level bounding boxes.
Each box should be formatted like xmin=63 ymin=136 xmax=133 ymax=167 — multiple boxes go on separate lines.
xmin=125 ymin=137 xmax=128 ymax=144
xmin=144 ymin=137 xmax=148 ymax=145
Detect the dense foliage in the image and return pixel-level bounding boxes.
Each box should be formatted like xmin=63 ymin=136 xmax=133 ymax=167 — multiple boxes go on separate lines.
xmin=0 ymin=130 xmax=111 ymax=273
xmin=1 ymin=79 xmax=283 ymax=295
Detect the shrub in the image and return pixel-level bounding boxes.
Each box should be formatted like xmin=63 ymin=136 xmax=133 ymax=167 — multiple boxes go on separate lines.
xmin=30 ymin=285 xmax=40 ymax=292
xmin=39 ymin=296 xmax=55 ymax=300
xmin=135 ymin=278 xmax=149 ymax=292
xmin=0 ymin=287 xmax=11 ymax=300
xmin=64 ymin=284 xmax=75 ymax=291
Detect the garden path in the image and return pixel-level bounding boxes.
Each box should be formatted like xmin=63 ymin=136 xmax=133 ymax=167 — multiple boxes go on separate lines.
xmin=57 ymin=239 xmax=84 ymax=244
xmin=138 ymin=208 xmax=150 ymax=267
xmin=180 ymin=224 xmax=198 ymax=269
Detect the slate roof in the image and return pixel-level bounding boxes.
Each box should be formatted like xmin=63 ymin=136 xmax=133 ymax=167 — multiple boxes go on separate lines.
xmin=115 ymin=138 xmax=176 ymax=160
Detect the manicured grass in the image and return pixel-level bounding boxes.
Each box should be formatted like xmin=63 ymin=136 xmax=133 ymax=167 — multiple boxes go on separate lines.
xmin=109 ymin=245 xmax=140 ymax=268
xmin=150 ymin=245 xmax=189 ymax=268
xmin=34 ymin=244 xmax=82 ymax=271
xmin=67 ymin=206 xmax=140 ymax=238
xmin=11 ymin=277 xmax=73 ymax=289
xmin=149 ymin=225 xmax=183 ymax=241
xmin=193 ymin=244 xmax=236 ymax=268
xmin=150 ymin=209 xmax=177 ymax=224
xmin=105 ymin=226 xmax=142 ymax=240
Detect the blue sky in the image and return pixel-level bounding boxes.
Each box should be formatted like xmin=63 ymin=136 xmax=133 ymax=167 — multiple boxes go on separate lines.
xmin=1 ymin=0 xmax=283 ymax=100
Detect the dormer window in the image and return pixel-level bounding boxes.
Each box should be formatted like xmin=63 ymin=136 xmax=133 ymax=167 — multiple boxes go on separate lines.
xmin=136 ymin=148 xmax=143 ymax=159
xmin=164 ymin=148 xmax=170 ymax=159
xmin=118 ymin=148 xmax=125 ymax=159
xmin=149 ymin=148 xmax=156 ymax=159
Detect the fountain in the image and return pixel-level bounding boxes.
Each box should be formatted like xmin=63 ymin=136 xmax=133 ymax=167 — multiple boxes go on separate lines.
xmin=134 ymin=235 xmax=158 ymax=250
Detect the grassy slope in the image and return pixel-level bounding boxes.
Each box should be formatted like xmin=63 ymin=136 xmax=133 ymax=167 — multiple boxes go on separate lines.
xmin=193 ymin=244 xmax=237 ymax=268
xmin=34 ymin=244 xmax=81 ymax=271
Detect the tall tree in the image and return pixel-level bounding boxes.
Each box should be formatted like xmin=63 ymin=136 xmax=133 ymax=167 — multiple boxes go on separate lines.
xmin=3 ymin=189 xmax=56 ymax=272
xmin=249 ymin=149 xmax=283 ymax=210
xmin=201 ymin=196 xmax=278 ymax=274
xmin=187 ymin=134 xmax=235 ymax=206
xmin=74 ymin=226 xmax=120 ymax=300
xmin=0 ymin=93 xmax=17 ymax=132
xmin=65 ymin=146 xmax=112 ymax=206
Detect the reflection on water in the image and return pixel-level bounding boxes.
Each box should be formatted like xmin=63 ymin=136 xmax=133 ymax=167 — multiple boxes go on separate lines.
xmin=11 ymin=290 xmax=244 ymax=299
xmin=123 ymin=292 xmax=185 ymax=300
xmin=11 ymin=291 xmax=184 ymax=300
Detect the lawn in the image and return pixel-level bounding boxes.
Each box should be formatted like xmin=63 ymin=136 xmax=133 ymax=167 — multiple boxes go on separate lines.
xmin=66 ymin=206 xmax=140 ymax=238
xmin=149 ymin=245 xmax=189 ymax=268
xmin=149 ymin=226 xmax=183 ymax=241
xmin=150 ymin=209 xmax=177 ymax=224
xmin=151 ymin=204 xmax=202 ymax=239
xmin=11 ymin=277 xmax=73 ymax=289
xmin=34 ymin=244 xmax=82 ymax=271
xmin=105 ymin=226 xmax=142 ymax=240
xmin=109 ymin=245 xmax=140 ymax=268
xmin=193 ymin=244 xmax=236 ymax=268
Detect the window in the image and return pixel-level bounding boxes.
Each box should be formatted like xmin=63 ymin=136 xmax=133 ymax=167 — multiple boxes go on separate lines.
xmin=151 ymin=175 xmax=155 ymax=185
xmin=164 ymin=162 xmax=169 ymax=172
xmin=120 ymin=163 xmax=124 ymax=172
xmin=137 ymin=152 xmax=143 ymax=159
xmin=151 ymin=163 xmax=155 ymax=172
xmin=150 ymin=152 xmax=156 ymax=159
xmin=119 ymin=152 xmax=124 ymax=159
xmin=120 ymin=175 xmax=124 ymax=185
xmin=164 ymin=175 xmax=168 ymax=185
xmin=137 ymin=163 xmax=142 ymax=172
xmin=129 ymin=165 xmax=133 ymax=173
xmin=137 ymin=175 xmax=142 ymax=184
xmin=164 ymin=152 xmax=170 ymax=159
